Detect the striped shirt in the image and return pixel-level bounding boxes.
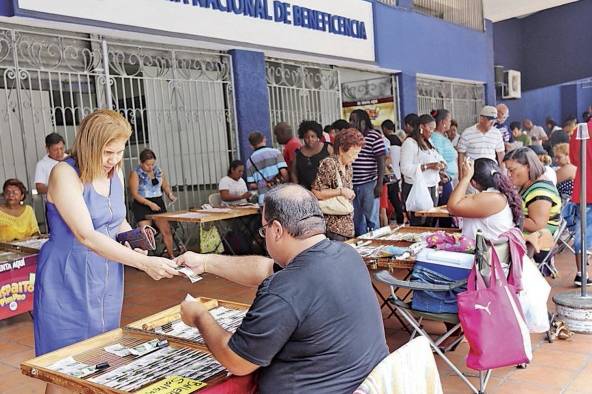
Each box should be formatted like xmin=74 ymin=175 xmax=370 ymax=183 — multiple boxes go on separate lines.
xmin=352 ymin=129 xmax=386 ymax=186
xmin=457 ymin=124 xmax=505 ymax=161
xmin=246 ymin=146 xmax=287 ymax=205
xmin=520 ymin=180 xmax=562 ymax=234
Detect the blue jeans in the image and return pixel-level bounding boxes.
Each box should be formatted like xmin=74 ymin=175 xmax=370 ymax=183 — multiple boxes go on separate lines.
xmin=353 ymin=180 xmax=379 ymax=236
xmin=572 ymin=204 xmax=592 ymax=253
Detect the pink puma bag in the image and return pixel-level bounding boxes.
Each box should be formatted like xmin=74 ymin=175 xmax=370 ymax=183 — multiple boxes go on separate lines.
xmin=457 ymin=244 xmax=532 ymax=370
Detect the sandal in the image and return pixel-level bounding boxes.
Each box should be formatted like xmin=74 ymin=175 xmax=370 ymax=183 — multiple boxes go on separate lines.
xmin=557 ymin=324 xmax=574 ymax=340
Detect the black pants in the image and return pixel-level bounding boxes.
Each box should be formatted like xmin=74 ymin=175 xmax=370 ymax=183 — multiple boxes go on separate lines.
xmin=401 ymin=181 xmax=438 ymax=227
xmin=387 ymin=181 xmax=405 ymax=224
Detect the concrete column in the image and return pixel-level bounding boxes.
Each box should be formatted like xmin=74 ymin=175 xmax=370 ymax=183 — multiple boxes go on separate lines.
xmin=230 ymin=49 xmax=271 ymax=161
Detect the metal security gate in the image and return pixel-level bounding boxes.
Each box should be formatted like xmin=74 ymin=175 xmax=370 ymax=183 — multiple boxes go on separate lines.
xmin=0 ymin=24 xmax=236 ymax=218
xmin=416 ymin=77 xmax=484 ymax=131
xmin=266 ymin=59 xmax=341 ymax=145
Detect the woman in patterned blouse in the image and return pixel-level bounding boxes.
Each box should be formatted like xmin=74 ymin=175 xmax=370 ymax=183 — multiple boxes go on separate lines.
xmin=553 ymin=143 xmax=576 ymax=200
xmin=312 ymin=128 xmax=364 ymax=241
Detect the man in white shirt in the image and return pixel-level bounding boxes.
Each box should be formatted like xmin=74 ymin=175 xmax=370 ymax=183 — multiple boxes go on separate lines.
xmin=34 ymin=133 xmax=68 ymax=196
xmin=457 ymin=106 xmax=505 ymax=178
xmin=523 ymin=119 xmax=548 ymax=145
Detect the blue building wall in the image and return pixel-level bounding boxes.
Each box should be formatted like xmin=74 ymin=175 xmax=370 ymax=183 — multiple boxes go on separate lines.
xmin=230 ymin=50 xmax=271 ymax=161
xmin=502 ymin=82 xmax=592 ymax=127
xmin=495 ymin=0 xmax=592 ymax=126
xmin=495 ymin=0 xmax=592 ymax=91
xmin=373 ymin=2 xmax=496 ymax=111
xmin=502 ymin=86 xmax=562 ymax=127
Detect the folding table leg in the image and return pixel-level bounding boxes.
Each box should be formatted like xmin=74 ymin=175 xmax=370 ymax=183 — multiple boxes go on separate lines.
xmin=213 ymin=222 xmax=236 ymax=255
xmin=372 ymin=282 xmax=412 ymax=334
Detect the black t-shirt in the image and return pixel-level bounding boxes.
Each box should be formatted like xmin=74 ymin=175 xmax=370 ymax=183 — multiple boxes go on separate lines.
xmin=295 ymin=143 xmax=331 ymax=190
xmin=228 ymin=239 xmax=388 ymax=394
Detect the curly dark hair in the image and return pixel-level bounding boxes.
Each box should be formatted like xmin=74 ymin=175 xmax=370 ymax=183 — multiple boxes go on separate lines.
xmin=472 ymin=158 xmax=524 ymax=229
xmin=2 ymin=178 xmax=27 ymax=201
xmin=298 ymin=120 xmax=323 ymax=139
xmin=334 ymin=128 xmax=365 ymax=154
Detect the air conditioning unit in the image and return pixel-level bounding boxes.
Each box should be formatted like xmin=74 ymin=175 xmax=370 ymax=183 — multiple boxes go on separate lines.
xmin=502 ymin=70 xmax=521 ymax=99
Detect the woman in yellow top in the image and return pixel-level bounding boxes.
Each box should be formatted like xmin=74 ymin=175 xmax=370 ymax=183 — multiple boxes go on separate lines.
xmin=0 ymin=178 xmax=39 ymax=242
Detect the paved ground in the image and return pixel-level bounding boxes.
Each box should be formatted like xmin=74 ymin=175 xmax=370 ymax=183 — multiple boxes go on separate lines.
xmin=1 ymin=250 xmax=591 ymax=393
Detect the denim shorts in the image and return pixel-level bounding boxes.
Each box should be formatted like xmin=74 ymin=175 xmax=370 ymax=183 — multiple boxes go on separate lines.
xmin=572 ymin=204 xmax=592 ymax=253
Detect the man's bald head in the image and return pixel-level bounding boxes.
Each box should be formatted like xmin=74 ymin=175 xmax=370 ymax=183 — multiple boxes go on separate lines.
xmin=496 ymin=103 xmax=509 ymax=122
xmin=273 ymin=122 xmax=294 ymax=145
xmin=263 ymin=184 xmax=325 ymax=239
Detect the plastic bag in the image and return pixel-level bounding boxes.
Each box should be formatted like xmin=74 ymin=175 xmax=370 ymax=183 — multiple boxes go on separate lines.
xmin=405 ymin=166 xmax=434 ymax=212
xmin=517 ymin=255 xmax=551 ymax=333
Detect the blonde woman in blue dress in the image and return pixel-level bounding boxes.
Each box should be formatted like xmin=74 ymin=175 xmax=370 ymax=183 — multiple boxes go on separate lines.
xmin=33 ymin=110 xmax=179 ymax=394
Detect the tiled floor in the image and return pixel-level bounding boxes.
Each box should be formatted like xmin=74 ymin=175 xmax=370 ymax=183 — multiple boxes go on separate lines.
xmin=1 ymin=250 xmax=591 ymax=393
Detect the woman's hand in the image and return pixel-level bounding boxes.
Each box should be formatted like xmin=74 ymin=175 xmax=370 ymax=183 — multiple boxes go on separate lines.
xmin=141 ymin=256 xmax=179 ymax=280
xmin=147 ymin=201 xmax=162 ymax=212
xmin=461 ymin=157 xmax=474 ymax=180
xmin=124 ymin=241 xmax=148 ymax=256
xmin=340 ymin=187 xmax=355 ymax=200
xmin=241 ymin=191 xmax=253 ymax=200
xmin=167 ymin=193 xmax=177 ymax=203
xmin=174 ymin=252 xmax=207 ymax=275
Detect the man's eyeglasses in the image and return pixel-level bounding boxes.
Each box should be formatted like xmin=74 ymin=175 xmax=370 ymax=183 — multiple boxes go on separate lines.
xmin=258 ymin=221 xmax=274 ymax=238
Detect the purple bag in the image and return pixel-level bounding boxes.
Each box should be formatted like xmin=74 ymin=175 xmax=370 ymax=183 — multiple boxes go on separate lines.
xmin=457 ymin=245 xmax=532 ymax=370
xmin=116 ymin=225 xmax=156 ymax=251
xmin=425 ymin=231 xmax=475 ymax=253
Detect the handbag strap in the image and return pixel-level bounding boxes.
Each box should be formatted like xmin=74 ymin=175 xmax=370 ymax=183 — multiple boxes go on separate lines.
xmin=468 ymin=260 xmax=487 ymax=290
xmin=335 ymin=160 xmax=344 ymax=188
xmin=488 ymin=240 xmax=511 ymax=288
xmin=503 ymin=229 xmax=526 ymax=291
xmin=249 ymin=156 xmax=272 ymax=184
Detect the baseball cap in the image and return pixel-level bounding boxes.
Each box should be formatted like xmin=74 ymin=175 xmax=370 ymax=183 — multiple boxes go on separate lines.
xmin=480 ymin=106 xmax=497 ymax=119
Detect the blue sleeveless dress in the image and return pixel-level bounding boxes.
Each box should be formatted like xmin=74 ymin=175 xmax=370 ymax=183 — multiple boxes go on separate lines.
xmin=33 ymin=158 xmax=126 ymax=356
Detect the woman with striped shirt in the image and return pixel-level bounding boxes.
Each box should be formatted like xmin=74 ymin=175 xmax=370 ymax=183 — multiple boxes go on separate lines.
xmin=504 ymin=147 xmax=562 ymax=263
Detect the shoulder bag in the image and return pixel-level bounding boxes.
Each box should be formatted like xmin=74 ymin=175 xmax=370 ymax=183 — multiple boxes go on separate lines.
xmin=318 ymin=162 xmax=354 ymax=216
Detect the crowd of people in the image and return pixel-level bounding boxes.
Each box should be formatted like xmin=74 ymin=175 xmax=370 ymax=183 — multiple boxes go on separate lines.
xmin=1 ymin=105 xmax=592 ymax=393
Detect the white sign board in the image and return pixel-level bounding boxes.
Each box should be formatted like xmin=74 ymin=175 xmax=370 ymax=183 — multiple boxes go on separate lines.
xmin=17 ymin=0 xmax=375 ymax=61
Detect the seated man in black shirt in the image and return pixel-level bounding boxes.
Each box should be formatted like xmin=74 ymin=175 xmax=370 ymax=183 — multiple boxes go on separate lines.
xmin=177 ymin=184 xmax=388 ymax=394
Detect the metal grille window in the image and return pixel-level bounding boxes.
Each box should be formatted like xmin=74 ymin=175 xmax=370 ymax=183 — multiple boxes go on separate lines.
xmin=266 ymin=59 xmax=341 ymax=145
xmin=413 ymin=0 xmax=485 ymax=31
xmin=416 ymin=77 xmax=484 ymax=131
xmin=0 ymin=24 xmax=236 ymax=219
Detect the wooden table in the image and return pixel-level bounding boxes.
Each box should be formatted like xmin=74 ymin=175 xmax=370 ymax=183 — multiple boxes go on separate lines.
xmin=414 ymin=206 xmax=451 ymax=218
xmin=148 ymin=207 xmax=260 ymax=255
xmin=21 ymin=297 xmax=257 ymax=393
xmin=349 ymin=225 xmax=460 ymax=327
